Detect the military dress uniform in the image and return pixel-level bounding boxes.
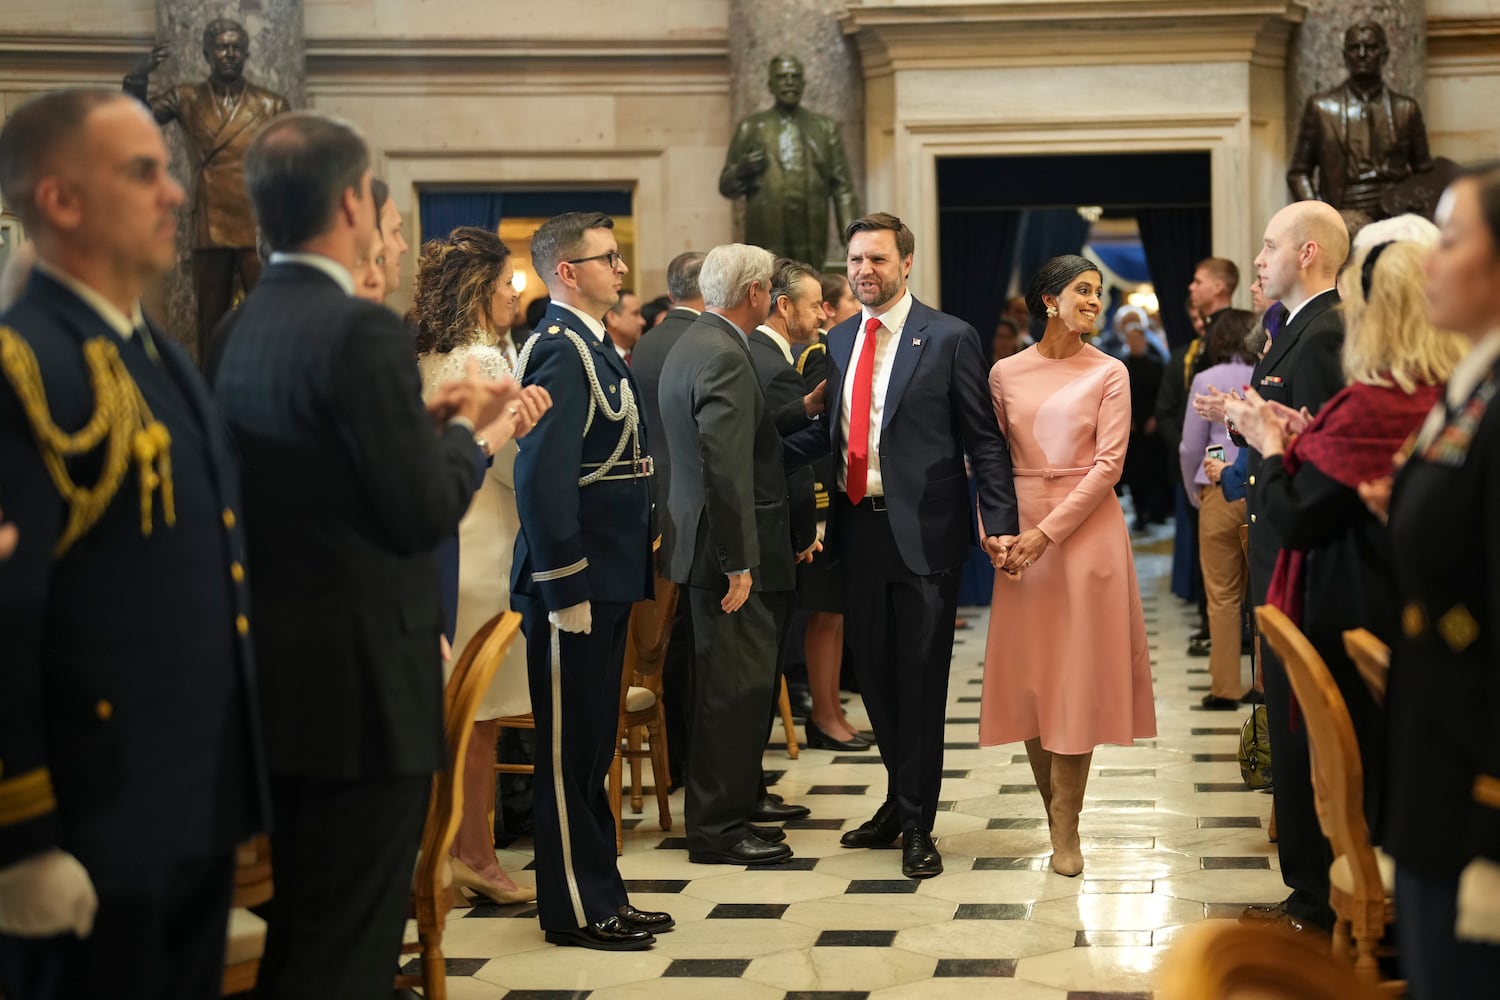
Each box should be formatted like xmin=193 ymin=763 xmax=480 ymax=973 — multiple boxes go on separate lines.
xmin=0 ymin=266 xmax=265 ymax=1000
xmin=1384 ymin=339 xmax=1500 ymax=995
xmin=511 ymin=302 xmax=653 ymax=937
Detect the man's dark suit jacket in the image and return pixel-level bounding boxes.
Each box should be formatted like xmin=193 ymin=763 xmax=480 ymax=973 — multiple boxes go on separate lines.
xmin=746 ymin=328 xmax=827 ymax=558
xmin=629 ymin=306 xmax=700 ymax=555
xmin=0 ymin=270 xmax=265 ymax=886
xmin=1244 ymin=288 xmax=1345 ymax=599
xmin=211 ymin=260 xmax=484 ymax=779
xmin=823 ymin=297 xmax=1018 ymax=574
xmin=658 ymin=312 xmax=795 ymax=593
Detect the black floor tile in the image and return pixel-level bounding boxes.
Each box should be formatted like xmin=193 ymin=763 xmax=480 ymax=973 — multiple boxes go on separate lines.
xmin=808 ymin=785 xmax=870 ymax=795
xmin=1192 ymin=752 xmax=1239 ymax=762
xmin=1091 ymin=799 xmax=1155 ymax=808
xmin=956 ymin=695 xmax=982 ymax=703
xmin=972 ymin=856 xmax=1048 ymax=871
xmin=498 ymin=992 xmax=591 ymax=1000
xmin=623 ymin=879 xmax=690 ymax=893
xmin=987 ymin=817 xmax=1047 ymax=830
xmin=663 ymin=958 xmax=751 ymax=977
xmin=655 ymin=837 xmax=688 ymax=850
xmin=1199 ymin=816 xmax=1262 ymax=828
xmin=1010 ymin=754 xmax=1031 ymax=764
xmin=706 ymin=902 xmax=791 ymax=918
xmin=816 ymin=929 xmax=898 ymax=947
xmin=845 ymin=879 xmax=920 ymax=894
xmin=1202 ymin=856 xmax=1271 ymax=870
xmin=941 ymin=769 xmax=971 ymax=778
xmin=1195 ymin=782 xmax=1255 ymax=792
xmin=997 ymin=784 xmax=1036 ymax=794
xmin=398 ymin=957 xmax=490 ymax=977
xmin=1075 ymin=930 xmax=1153 ymax=947
xmin=783 ymin=817 xmax=847 ymax=831
xmin=1097 ymin=768 xmax=1156 ymax=778
xmin=765 ymin=857 xmax=820 ymax=871
xmin=831 ymin=756 xmax=886 ymax=765
xmin=934 ymin=958 xmax=1017 ymax=977
xmin=784 ymin=993 xmax=871 ymax=1000
xmin=936 ymin=800 xmax=957 ymax=811
xmin=955 ymin=902 xmax=1030 ymax=920
xmin=463 ymin=902 xmax=538 ymax=918
xmin=947 ymin=716 xmax=980 ymax=724
xmin=944 ymin=741 xmax=981 ymax=749
xmin=1190 ymin=727 xmax=1241 ymax=736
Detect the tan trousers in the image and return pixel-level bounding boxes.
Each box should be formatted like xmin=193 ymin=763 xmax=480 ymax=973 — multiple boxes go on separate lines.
xmin=1198 ymin=485 xmax=1249 ymax=698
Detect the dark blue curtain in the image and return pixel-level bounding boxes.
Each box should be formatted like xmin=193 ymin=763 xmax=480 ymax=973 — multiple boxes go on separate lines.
xmin=1015 ymin=209 xmax=1094 ymax=294
xmin=1136 ymin=206 xmax=1212 ymax=349
xmin=938 ymin=208 xmax=1023 ymax=348
xmin=418 ymin=191 xmax=506 ymax=245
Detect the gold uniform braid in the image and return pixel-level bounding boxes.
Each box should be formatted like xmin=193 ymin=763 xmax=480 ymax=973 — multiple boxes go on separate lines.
xmin=0 ymin=327 xmax=175 ymax=556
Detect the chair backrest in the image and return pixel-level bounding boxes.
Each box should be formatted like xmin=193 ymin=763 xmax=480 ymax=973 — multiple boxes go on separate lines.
xmin=1255 ymin=606 xmax=1384 ymax=899
xmin=1158 ymin=920 xmax=1385 ymax=1000
xmin=1342 ymin=628 xmax=1390 ymax=707
xmin=618 ymin=577 xmax=681 ymax=714
xmin=413 ymin=611 xmax=524 ymax=899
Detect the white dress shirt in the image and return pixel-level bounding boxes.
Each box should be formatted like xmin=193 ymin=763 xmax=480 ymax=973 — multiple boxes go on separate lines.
xmin=269 ymin=251 xmax=355 ymax=297
xmin=756 ymin=324 xmax=796 ymax=366
xmin=555 ymin=301 xmax=609 ymax=345
xmin=837 ymin=289 xmax=914 ymax=496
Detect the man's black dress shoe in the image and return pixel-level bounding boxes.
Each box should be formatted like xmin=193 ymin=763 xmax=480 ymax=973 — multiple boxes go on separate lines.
xmin=689 ymin=835 xmax=793 ymax=866
xmin=902 ymin=828 xmax=943 ymax=878
xmin=617 ymin=903 xmax=674 ymax=933
xmin=1200 ymin=694 xmax=1241 ymax=710
xmin=750 ymin=795 xmax=810 ymax=822
xmin=750 ymin=824 xmax=787 ymax=843
xmin=544 ymin=915 xmax=655 ymax=951
xmin=803 ymin=720 xmax=872 ymax=751
xmin=840 ymin=800 xmax=900 ymax=848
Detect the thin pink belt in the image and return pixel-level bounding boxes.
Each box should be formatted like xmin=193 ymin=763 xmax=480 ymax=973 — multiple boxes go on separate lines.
xmin=1012 ymin=465 xmax=1092 ymax=479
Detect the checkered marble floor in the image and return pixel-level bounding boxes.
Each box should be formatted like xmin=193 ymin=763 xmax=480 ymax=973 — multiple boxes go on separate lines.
xmin=404 ymin=521 xmax=1277 ymax=999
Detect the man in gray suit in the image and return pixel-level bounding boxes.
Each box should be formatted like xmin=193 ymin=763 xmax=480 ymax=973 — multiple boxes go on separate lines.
xmin=658 ymin=244 xmax=815 ymax=866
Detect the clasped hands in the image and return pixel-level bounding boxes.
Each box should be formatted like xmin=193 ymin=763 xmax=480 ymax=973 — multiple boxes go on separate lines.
xmin=426 ymin=357 xmax=553 ymax=448
xmin=982 ymin=528 xmax=1050 ymax=579
xmin=1219 ymin=388 xmax=1311 ymax=458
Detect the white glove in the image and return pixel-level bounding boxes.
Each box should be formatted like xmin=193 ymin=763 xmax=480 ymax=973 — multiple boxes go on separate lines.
xmin=0 ymin=849 xmax=97 ymax=938
xmin=1456 ymin=857 xmax=1500 ymax=943
xmin=548 ymin=600 xmax=592 ymax=635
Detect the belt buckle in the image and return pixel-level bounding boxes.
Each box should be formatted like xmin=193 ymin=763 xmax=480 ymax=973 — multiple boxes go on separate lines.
xmin=869 ymin=495 xmax=887 ymax=512
xmin=640 ymin=455 xmax=655 ymax=477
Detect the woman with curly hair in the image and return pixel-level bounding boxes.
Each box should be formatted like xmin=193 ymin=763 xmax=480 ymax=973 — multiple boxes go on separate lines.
xmin=409 ymin=225 xmax=544 ymax=905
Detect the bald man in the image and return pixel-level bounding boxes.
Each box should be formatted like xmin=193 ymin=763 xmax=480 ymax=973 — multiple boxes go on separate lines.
xmin=1241 ymin=199 xmax=1350 ymax=931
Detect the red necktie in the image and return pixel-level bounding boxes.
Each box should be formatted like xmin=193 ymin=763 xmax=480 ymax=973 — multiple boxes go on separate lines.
xmin=846 ymin=316 xmax=882 ymax=504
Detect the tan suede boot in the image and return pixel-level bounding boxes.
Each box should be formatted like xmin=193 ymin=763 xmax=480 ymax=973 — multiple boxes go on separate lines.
xmin=1024 ymin=738 xmax=1053 ymax=824
xmin=1048 ymin=751 xmax=1092 ymax=877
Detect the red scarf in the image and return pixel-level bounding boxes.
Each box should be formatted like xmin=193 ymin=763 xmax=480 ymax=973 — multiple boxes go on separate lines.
xmin=1265 ymin=381 xmax=1441 ymax=625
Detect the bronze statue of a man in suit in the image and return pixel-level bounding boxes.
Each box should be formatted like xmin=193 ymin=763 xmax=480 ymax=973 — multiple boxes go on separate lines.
xmin=1287 ymin=21 xmax=1433 ymax=219
xmin=720 ymin=55 xmax=861 ymax=267
xmin=125 ymin=18 xmax=289 ymax=353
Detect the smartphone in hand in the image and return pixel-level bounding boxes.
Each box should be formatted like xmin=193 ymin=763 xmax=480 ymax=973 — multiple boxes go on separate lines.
xmin=1206 ymin=444 xmax=1226 ymax=463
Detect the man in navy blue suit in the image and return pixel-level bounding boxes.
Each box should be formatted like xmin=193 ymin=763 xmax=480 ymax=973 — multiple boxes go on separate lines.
xmin=510 ymin=213 xmax=671 ymax=950
xmin=825 ymin=213 xmax=1019 ymax=878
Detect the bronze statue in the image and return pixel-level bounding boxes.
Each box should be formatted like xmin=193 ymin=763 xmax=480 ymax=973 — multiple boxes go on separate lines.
xmin=125 ymin=18 xmax=289 ymax=352
xmin=720 ymin=55 xmax=861 ymax=267
xmin=1287 ymin=21 xmax=1433 ymax=219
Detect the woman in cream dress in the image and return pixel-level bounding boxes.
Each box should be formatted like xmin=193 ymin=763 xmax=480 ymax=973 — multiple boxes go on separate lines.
xmin=412 ymin=226 xmax=536 ymax=903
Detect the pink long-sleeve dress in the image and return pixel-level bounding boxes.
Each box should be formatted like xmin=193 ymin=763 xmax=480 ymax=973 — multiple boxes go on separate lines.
xmin=979 ymin=344 xmax=1156 ymax=754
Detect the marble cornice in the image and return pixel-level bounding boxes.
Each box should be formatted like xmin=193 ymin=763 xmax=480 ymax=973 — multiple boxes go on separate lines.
xmin=0 ymin=32 xmax=730 ymax=93
xmin=841 ymin=0 xmax=1307 ymax=72
xmin=1427 ymin=16 xmax=1500 ymax=76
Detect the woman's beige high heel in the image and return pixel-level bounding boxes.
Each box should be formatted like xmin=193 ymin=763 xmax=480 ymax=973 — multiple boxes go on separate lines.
xmin=450 ymin=857 xmax=537 ymax=905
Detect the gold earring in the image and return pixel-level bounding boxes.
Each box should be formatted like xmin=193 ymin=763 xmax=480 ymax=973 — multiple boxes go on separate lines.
xmin=1046 ymin=303 xmax=1058 ymax=318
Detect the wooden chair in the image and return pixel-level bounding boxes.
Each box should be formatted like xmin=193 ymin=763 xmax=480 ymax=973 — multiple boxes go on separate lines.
xmin=1255 ymin=606 xmax=1399 ymax=988
xmin=221 ymin=834 xmax=273 ymax=995
xmin=395 ymin=611 xmax=523 ymax=1000
xmin=1343 ymin=629 xmax=1391 ymax=707
xmin=779 ymin=676 xmax=800 ymax=758
xmin=609 ymin=578 xmax=678 ymax=853
xmin=1158 ymin=920 xmax=1386 ymax=1000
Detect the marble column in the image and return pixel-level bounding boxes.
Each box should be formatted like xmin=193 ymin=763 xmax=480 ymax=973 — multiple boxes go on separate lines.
xmin=1287 ymin=0 xmax=1427 ymax=145
xmin=142 ymin=0 xmax=304 ymax=358
xmin=725 ymin=0 xmax=865 ymax=268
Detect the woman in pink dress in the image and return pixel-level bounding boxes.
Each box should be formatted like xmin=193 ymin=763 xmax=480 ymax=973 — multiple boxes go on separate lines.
xmin=980 ymin=255 xmax=1157 ymax=876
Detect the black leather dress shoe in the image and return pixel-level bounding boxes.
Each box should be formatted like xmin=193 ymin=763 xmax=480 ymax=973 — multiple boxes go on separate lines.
xmin=803 ymin=720 xmax=872 ymax=751
xmin=617 ymin=903 xmax=674 ymax=933
xmin=750 ymin=824 xmax=787 ymax=843
xmin=689 ymin=835 xmax=793 ymax=866
xmin=840 ymin=800 xmax=900 ymax=848
xmin=750 ymin=795 xmax=810 ymax=822
xmin=544 ymin=915 xmax=655 ymax=951
xmin=1200 ymin=694 xmax=1241 ymax=710
xmin=902 ymin=828 xmax=943 ymax=878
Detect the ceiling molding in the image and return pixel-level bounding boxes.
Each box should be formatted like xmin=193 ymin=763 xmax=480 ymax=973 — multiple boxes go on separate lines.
xmin=1427 ymin=16 xmax=1500 ymax=75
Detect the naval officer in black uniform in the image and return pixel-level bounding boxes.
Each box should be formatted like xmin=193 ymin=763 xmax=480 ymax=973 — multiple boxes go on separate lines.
xmin=511 ymin=212 xmax=671 ymax=950
xmin=0 ymin=89 xmax=265 ymax=1000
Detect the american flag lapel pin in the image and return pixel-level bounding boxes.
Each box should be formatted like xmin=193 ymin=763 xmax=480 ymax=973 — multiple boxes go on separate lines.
xmin=911 ymin=338 xmax=922 ymax=347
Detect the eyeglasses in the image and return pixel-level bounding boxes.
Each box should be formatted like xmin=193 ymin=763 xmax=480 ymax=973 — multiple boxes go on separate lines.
xmin=561 ymin=250 xmax=625 ymax=271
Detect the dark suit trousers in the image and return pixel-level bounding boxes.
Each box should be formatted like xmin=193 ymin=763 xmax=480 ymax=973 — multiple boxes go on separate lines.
xmin=254 ymin=773 xmax=430 ymax=1000
xmin=662 ymin=597 xmax=695 ymax=788
xmin=0 ymin=851 xmax=234 ymax=1000
xmin=839 ymin=497 xmax=961 ymax=832
xmin=685 ymin=586 xmax=789 ymax=851
xmin=517 ymin=595 xmax=631 ymax=931
xmin=1248 ymin=524 xmax=1332 ymax=928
